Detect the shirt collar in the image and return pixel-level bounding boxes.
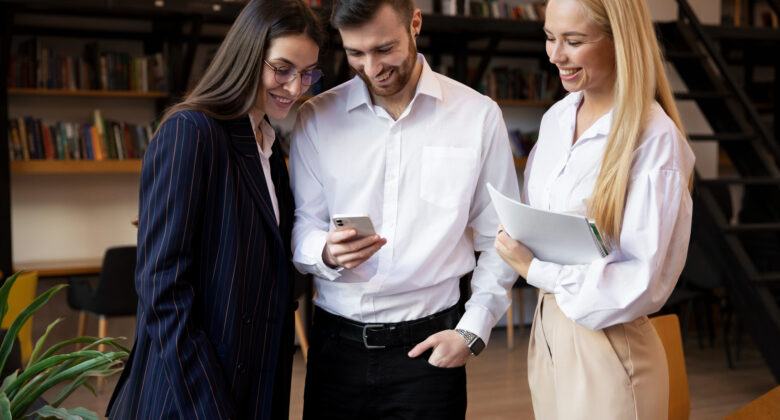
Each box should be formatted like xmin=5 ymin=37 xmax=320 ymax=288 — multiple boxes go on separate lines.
xmin=346 ymin=53 xmax=443 ymax=113
xmin=247 ymin=111 xmax=276 ymax=158
xmin=561 ymin=90 xmax=613 ymax=145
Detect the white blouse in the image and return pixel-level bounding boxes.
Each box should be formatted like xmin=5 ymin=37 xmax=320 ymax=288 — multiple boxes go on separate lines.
xmin=523 ymin=91 xmax=695 ymax=330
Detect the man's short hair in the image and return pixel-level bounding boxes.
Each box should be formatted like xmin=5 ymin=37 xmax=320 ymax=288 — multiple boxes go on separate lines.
xmin=331 ymin=0 xmax=414 ymax=29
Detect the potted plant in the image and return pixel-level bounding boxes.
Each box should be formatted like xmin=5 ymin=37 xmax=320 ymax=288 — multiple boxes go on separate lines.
xmin=1 ymin=271 xmax=129 ymax=420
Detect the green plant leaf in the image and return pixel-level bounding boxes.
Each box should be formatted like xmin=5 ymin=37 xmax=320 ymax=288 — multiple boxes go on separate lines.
xmin=49 ymin=377 xmax=88 ymax=409
xmin=38 ymin=336 xmax=129 ymax=362
xmin=73 ymin=336 xmax=130 ymax=354
xmin=0 ymin=271 xmax=23 ymax=326
xmin=10 ymin=352 xmax=126 ymax=418
xmin=10 ymin=353 xmax=105 ymax=415
xmin=1 ymin=392 xmax=11 ymax=420
xmin=1 ymin=275 xmax=127 ymax=418
xmin=50 ymin=365 xmax=124 ymax=408
xmin=6 ymin=370 xmax=48 ymax=415
xmin=6 ymin=351 xmax=105 ymax=398
xmin=66 ymin=407 xmax=101 ymax=420
xmin=29 ymin=405 xmax=85 ymax=420
xmin=26 ymin=318 xmax=63 ymax=370
xmin=0 ymin=283 xmax=67 ymax=376
xmin=0 ymin=271 xmax=23 ymax=377
xmin=0 ymin=371 xmax=17 ymax=394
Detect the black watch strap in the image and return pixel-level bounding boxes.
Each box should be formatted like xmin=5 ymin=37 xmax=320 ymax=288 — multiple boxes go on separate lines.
xmin=455 ymin=329 xmax=485 ymax=356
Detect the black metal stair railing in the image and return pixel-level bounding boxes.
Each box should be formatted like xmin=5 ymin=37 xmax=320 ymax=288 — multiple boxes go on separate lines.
xmin=659 ymin=0 xmax=780 ymax=382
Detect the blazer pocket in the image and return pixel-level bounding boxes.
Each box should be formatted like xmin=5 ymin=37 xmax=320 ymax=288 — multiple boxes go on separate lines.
xmin=420 ymin=146 xmax=478 ymax=208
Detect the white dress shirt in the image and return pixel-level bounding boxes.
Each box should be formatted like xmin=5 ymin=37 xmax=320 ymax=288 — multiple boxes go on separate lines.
xmin=248 ymin=113 xmax=279 ymax=225
xmin=289 ymin=55 xmax=520 ymax=343
xmin=523 ymin=91 xmax=695 ymax=330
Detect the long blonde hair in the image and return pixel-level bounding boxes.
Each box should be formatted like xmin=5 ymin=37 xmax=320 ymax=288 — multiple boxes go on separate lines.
xmin=158 ymin=0 xmax=324 ymax=127
xmin=577 ymin=0 xmax=686 ymax=247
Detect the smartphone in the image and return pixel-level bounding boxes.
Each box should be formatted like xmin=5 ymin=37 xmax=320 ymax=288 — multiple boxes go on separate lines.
xmin=332 ymin=214 xmax=376 ymax=238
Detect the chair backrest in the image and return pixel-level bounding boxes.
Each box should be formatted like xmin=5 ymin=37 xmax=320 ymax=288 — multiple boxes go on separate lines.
xmin=650 ymin=314 xmax=690 ymax=420
xmin=724 ymin=385 xmax=780 ymax=419
xmin=1 ymin=271 xmax=38 ymax=363
xmin=92 ymin=246 xmax=138 ymax=316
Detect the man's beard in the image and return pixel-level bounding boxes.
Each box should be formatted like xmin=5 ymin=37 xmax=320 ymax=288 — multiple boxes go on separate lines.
xmin=354 ymin=36 xmax=418 ymax=98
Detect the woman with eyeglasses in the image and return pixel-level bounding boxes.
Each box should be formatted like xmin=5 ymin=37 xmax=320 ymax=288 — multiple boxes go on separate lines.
xmin=106 ymin=1 xmax=324 ymax=419
xmin=494 ymin=0 xmax=694 ymax=418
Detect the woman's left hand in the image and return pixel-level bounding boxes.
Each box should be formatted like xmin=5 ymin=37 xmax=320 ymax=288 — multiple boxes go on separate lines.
xmin=494 ymin=224 xmax=535 ymax=279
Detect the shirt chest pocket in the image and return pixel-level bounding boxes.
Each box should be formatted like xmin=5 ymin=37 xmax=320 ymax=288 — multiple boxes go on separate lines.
xmin=420 ymin=146 xmax=478 ymax=208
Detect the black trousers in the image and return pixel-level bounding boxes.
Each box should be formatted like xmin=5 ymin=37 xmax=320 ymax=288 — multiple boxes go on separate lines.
xmin=302 ymin=309 xmax=467 ymax=420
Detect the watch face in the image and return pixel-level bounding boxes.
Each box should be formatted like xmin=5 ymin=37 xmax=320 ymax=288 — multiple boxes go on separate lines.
xmin=471 ymin=338 xmax=486 ymax=356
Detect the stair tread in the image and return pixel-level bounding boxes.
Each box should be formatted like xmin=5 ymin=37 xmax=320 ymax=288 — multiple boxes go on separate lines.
xmin=688 ymin=133 xmax=757 ymax=141
xmin=698 ymin=177 xmax=780 ymax=185
xmin=664 ymin=50 xmax=707 ymax=60
xmin=755 ymin=272 xmax=780 ymax=282
xmin=675 ymin=91 xmax=731 ymax=99
xmin=725 ymin=223 xmax=780 ymax=232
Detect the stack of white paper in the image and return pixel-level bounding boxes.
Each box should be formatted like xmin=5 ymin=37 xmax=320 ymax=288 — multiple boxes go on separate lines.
xmin=487 ymin=183 xmax=608 ymax=265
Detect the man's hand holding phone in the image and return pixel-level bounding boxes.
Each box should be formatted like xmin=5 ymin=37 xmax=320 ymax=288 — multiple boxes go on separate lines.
xmin=322 ymin=214 xmax=387 ymax=269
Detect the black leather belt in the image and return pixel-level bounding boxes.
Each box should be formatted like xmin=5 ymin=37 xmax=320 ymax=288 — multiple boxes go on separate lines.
xmin=313 ymin=305 xmax=460 ymax=350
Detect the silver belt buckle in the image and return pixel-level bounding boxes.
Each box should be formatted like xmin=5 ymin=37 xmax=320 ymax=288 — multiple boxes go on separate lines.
xmin=362 ymin=324 xmax=386 ymax=349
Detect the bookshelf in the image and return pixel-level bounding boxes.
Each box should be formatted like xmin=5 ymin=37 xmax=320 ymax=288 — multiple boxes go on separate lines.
xmin=8 ymin=88 xmax=169 ymax=99
xmin=10 ymin=159 xmax=142 ymax=174
xmin=0 ymin=1 xmax=202 ymax=273
xmin=0 ymin=1 xmax=558 ymax=275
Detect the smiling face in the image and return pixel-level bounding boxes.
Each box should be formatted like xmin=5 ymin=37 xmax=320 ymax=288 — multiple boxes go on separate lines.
xmin=544 ymin=0 xmax=616 ymax=98
xmin=339 ymin=4 xmax=422 ymax=101
xmin=255 ymin=33 xmax=319 ymax=120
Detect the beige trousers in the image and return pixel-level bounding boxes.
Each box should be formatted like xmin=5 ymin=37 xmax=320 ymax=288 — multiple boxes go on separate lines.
xmin=528 ymin=292 xmax=669 ymax=420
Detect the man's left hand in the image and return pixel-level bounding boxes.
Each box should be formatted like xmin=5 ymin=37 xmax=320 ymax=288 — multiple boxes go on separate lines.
xmin=407 ymin=330 xmax=471 ymax=368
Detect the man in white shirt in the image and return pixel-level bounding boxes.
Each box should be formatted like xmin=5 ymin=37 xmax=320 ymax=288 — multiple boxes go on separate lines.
xmin=290 ymin=1 xmax=519 ymax=418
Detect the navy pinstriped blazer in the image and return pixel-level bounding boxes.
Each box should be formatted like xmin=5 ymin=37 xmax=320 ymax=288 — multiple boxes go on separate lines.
xmin=107 ymin=110 xmax=296 ymax=419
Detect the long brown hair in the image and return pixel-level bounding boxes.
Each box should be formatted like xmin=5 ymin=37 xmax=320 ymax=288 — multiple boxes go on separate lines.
xmin=159 ymin=0 xmax=324 ymax=126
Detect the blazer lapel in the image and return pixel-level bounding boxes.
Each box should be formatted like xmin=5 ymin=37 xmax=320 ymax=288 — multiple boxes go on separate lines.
xmin=270 ymin=139 xmax=294 ymax=256
xmin=226 ymin=117 xmax=283 ymax=247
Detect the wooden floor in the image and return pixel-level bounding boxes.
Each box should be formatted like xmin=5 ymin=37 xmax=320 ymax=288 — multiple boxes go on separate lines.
xmin=26 ymin=278 xmax=778 ymax=419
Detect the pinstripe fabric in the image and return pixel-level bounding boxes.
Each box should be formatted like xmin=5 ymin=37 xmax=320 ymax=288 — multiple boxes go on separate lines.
xmin=106 ymin=110 xmax=295 ymax=420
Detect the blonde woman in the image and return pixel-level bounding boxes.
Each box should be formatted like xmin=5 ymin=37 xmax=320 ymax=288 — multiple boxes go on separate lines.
xmin=494 ymin=0 xmax=694 ymax=418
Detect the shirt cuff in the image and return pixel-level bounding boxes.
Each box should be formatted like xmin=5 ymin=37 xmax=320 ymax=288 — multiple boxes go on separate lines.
xmin=456 ymin=305 xmax=495 ymax=346
xmin=526 ymin=258 xmax=561 ymax=293
xmin=298 ymin=230 xmax=343 ymax=281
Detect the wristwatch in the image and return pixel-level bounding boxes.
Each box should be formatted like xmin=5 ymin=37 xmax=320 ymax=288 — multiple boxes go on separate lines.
xmin=455 ymin=329 xmax=485 ymax=356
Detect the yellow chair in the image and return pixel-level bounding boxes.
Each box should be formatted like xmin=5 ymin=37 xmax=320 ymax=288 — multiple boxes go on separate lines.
xmin=650 ymin=314 xmax=690 ymax=420
xmin=724 ymin=385 xmax=780 ymax=419
xmin=1 ymin=271 xmax=39 ymax=364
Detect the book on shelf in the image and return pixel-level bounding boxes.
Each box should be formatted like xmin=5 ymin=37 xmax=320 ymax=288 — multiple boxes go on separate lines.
xmin=7 ymin=37 xmax=167 ymax=93
xmin=482 ymin=66 xmax=564 ymax=101
xmin=7 ymin=111 xmax=154 ymax=162
xmin=507 ymin=129 xmax=538 ymax=159
xmin=461 ymin=0 xmax=546 ymax=20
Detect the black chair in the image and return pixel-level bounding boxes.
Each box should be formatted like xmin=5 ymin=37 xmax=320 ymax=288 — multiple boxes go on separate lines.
xmin=67 ymin=246 xmax=138 ymax=390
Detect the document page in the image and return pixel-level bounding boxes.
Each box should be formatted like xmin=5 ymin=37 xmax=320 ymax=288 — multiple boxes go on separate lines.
xmin=487 ymin=183 xmax=608 ymax=265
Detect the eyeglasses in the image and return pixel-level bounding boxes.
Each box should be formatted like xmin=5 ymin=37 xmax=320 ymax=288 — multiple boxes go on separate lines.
xmin=263 ymin=60 xmax=323 ymax=86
